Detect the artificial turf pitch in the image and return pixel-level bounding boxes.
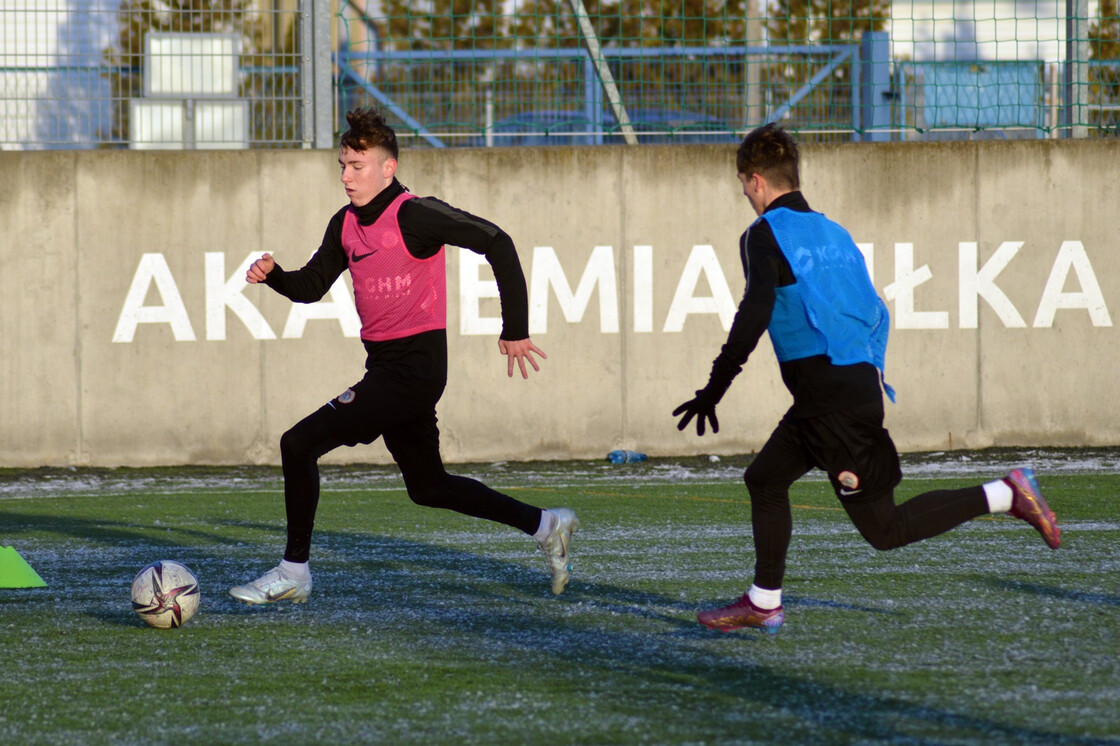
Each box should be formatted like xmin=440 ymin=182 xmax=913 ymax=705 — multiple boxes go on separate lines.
xmin=1 ymin=455 xmax=1117 ymax=745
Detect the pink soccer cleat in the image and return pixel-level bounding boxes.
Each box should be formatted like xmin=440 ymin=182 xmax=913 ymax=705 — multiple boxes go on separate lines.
xmin=1005 ymin=468 xmax=1061 ymax=549
xmin=697 ymin=594 xmax=784 ymax=635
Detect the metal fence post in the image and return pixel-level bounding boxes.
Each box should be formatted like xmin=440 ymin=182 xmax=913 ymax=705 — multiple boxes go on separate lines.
xmin=568 ymin=0 xmax=638 ymax=145
xmin=582 ymin=57 xmax=604 ymax=145
xmin=860 ymin=31 xmax=891 ymax=142
xmin=743 ymin=0 xmax=763 ymax=129
xmin=1063 ymin=0 xmax=1089 ymax=138
xmin=300 ymin=0 xmax=334 ymax=149
xmin=312 ymin=0 xmax=334 ymax=148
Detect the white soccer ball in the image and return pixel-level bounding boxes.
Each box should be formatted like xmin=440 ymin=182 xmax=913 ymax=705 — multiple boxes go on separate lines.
xmin=130 ymin=560 xmax=200 ymax=629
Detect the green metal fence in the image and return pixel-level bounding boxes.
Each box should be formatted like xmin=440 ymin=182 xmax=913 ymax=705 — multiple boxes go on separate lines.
xmin=340 ymin=0 xmax=1118 ymax=144
xmin=338 ymin=1 xmax=873 ymax=146
xmin=0 ymin=0 xmax=1116 ymax=150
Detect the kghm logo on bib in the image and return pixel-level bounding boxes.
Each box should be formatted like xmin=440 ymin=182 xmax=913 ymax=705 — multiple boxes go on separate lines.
xmin=364 ymin=274 xmax=413 ymax=298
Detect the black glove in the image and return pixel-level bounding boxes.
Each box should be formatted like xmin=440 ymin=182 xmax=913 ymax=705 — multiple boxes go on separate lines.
xmin=675 ymin=354 xmax=740 ymax=436
xmin=673 ymin=388 xmax=720 ymax=436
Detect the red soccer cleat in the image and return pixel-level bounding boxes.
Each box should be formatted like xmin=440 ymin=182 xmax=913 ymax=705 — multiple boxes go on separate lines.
xmin=697 ymin=594 xmax=784 ymax=635
xmin=1005 ymin=468 xmax=1061 ymax=549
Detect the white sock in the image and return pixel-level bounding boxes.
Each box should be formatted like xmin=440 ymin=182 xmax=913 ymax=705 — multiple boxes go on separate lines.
xmin=983 ymin=479 xmax=1013 ymax=513
xmin=532 ymin=510 xmax=557 ymax=542
xmin=280 ymin=559 xmax=311 ymax=580
xmin=749 ymin=584 xmax=782 ymax=610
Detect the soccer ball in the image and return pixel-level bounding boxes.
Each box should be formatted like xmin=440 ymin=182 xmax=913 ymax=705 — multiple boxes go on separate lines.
xmin=130 ymin=560 xmax=200 ymax=629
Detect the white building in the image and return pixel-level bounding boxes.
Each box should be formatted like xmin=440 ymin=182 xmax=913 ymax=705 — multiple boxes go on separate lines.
xmin=0 ymin=0 xmax=116 ymax=150
xmin=890 ymin=0 xmax=1098 ymax=63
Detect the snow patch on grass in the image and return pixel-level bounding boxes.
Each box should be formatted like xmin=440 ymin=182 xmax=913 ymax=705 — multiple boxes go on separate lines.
xmin=4 ymin=447 xmax=1120 ymax=500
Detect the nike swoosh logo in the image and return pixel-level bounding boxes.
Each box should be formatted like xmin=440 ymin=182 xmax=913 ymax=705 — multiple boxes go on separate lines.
xmin=352 ymin=250 xmax=377 ymax=262
xmin=839 ymin=488 xmax=862 ymax=496
xmin=266 ymin=587 xmax=297 ymax=601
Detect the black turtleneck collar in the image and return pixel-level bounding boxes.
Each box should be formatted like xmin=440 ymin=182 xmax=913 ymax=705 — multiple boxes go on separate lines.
xmin=763 ymin=190 xmax=810 ymax=214
xmin=352 ymin=178 xmax=408 ymax=226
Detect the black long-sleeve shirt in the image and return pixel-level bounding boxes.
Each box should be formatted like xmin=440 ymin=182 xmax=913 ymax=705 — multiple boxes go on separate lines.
xmin=265 ymin=178 xmax=529 ymax=382
xmin=708 ymin=191 xmax=882 ymax=418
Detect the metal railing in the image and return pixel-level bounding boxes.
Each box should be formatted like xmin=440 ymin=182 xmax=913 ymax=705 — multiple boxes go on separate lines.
xmin=336 ymin=43 xmax=864 ymax=147
xmin=1 ymin=0 xmax=1115 ymax=150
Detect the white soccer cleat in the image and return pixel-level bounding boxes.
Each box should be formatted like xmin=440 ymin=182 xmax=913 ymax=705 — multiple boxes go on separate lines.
xmin=538 ymin=508 xmax=579 ymax=595
xmin=229 ymin=564 xmax=312 ymax=605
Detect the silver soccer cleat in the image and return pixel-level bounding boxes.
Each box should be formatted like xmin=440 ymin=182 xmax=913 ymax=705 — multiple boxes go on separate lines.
xmin=229 ymin=564 xmax=313 ymax=605
xmin=538 ymin=508 xmax=579 ymax=595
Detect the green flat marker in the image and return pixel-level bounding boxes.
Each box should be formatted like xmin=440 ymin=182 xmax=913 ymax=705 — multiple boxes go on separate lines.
xmin=0 ymin=546 xmax=47 ymax=588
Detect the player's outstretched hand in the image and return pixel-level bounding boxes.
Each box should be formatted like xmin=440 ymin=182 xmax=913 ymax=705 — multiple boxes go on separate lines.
xmin=673 ymin=390 xmax=719 ymax=436
xmin=499 ymin=338 xmax=547 ymax=379
xmin=246 ymin=252 xmax=276 ymax=284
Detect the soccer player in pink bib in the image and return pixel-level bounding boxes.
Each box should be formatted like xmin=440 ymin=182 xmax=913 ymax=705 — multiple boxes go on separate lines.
xmin=230 ymin=108 xmax=577 ymax=605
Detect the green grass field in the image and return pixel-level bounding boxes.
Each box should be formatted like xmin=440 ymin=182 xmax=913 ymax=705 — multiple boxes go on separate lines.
xmin=1 ymin=452 xmax=1118 ymax=745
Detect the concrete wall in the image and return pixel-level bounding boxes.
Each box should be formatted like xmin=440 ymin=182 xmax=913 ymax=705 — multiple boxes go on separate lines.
xmin=1 ymin=139 xmax=1117 ymax=467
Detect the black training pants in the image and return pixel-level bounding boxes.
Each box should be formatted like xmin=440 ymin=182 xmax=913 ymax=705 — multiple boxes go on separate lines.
xmin=743 ymin=399 xmax=989 ymax=590
xmin=278 ymin=370 xmax=542 ymax=563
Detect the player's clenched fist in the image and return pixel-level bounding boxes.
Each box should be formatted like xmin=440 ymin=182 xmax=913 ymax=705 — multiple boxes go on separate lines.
xmin=246 ymin=253 xmax=276 ymax=284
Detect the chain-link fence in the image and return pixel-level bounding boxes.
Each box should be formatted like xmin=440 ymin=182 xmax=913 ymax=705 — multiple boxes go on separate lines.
xmin=1 ymin=0 xmax=1116 ymax=151
xmin=0 ymin=0 xmax=304 ymax=149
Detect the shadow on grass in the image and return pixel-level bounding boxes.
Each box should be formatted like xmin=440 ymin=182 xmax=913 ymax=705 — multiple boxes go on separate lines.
xmin=0 ymin=509 xmax=239 ymax=548
xmin=5 ymin=508 xmax=1105 ymax=743
xmin=236 ymin=531 xmax=1092 ymax=744
xmin=988 ymin=577 xmax=1120 ymax=607
xmin=201 ymin=527 xmax=710 ymax=627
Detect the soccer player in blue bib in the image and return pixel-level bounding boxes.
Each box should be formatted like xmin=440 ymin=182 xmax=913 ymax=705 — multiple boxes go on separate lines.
xmin=674 ymin=123 xmax=1061 ymax=635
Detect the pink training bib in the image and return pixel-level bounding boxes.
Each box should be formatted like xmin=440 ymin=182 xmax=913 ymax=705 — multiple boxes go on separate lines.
xmin=340 ymin=193 xmax=447 ymax=342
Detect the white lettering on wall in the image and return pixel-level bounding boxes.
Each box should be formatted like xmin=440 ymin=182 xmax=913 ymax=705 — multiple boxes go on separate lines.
xmin=882 ymin=242 xmax=950 ymax=330
xmin=662 ymin=245 xmax=736 ymax=332
xmin=633 ymin=245 xmax=654 ymax=333
xmin=205 ymin=252 xmax=277 ymax=340
xmin=856 ymin=243 xmax=874 ymax=282
xmin=276 ymin=249 xmax=361 ymax=339
xmin=959 ymin=241 xmax=1026 ymax=329
xmin=459 ymin=249 xmax=501 ymax=336
xmin=279 ymin=280 xmax=360 ymax=339
xmin=529 ymin=245 xmax=619 ymax=334
xmin=112 ymin=253 xmax=196 ymax=342
xmin=113 ymin=240 xmax=1114 ymax=342
xmin=1033 ymin=241 xmax=1112 ymax=328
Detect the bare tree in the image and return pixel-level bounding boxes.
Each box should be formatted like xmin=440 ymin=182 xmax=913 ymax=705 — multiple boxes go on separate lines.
xmin=1089 ymin=0 xmax=1119 ymax=135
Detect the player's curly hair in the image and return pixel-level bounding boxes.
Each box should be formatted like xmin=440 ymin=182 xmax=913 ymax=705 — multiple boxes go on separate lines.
xmin=339 ymin=107 xmax=399 ymax=159
xmin=736 ymin=123 xmax=799 ymax=190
